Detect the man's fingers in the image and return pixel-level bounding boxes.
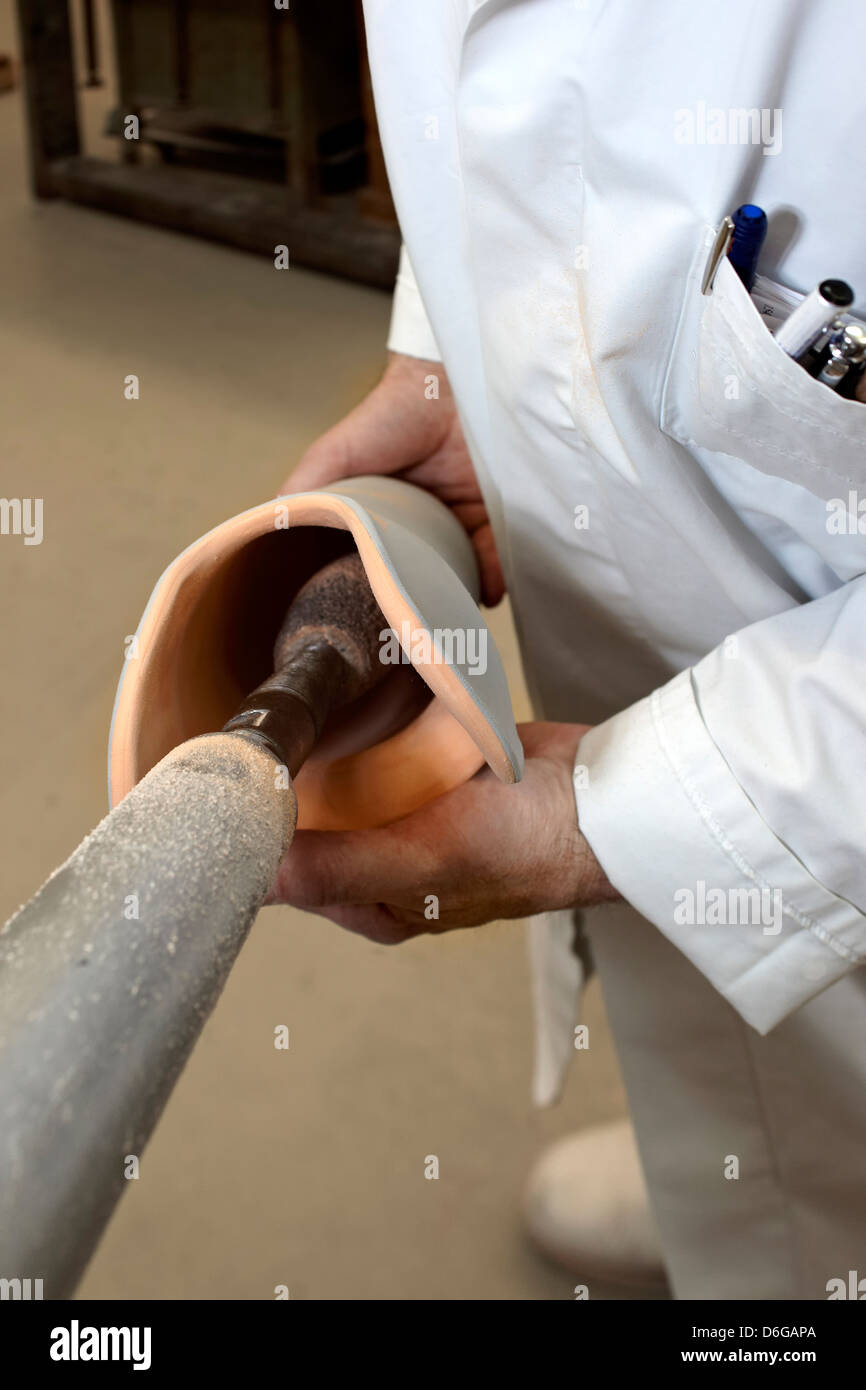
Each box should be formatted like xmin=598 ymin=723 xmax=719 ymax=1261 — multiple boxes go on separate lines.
xmin=472 ymin=521 xmax=506 ymax=606
xmin=308 ymin=902 xmax=421 ymax=945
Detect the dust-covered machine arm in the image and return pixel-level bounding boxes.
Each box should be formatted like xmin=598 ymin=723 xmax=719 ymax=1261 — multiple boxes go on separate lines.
xmin=0 ymin=554 xmax=387 ymax=1298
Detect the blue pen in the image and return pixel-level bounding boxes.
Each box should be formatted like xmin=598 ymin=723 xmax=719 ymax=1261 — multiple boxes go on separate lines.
xmin=728 ymin=204 xmax=768 ymax=290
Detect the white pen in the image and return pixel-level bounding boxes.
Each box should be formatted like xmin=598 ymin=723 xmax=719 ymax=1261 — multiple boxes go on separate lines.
xmin=774 ymin=279 xmax=855 ymax=359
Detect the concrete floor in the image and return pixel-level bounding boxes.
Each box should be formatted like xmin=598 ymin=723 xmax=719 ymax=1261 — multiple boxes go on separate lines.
xmin=0 ymin=3 xmax=631 ymax=1299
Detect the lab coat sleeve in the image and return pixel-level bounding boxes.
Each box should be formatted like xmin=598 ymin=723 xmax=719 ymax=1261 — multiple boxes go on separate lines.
xmin=387 ymin=245 xmax=443 ymax=362
xmin=575 ymin=578 xmax=866 ymax=1033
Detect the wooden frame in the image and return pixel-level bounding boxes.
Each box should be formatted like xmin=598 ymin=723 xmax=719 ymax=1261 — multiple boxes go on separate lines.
xmin=16 ymin=0 xmax=399 ymax=288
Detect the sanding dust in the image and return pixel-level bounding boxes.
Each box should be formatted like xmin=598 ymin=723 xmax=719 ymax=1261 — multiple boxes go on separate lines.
xmin=0 ymin=732 xmax=296 ymax=1046
xmin=0 ymin=734 xmax=297 ymax=1291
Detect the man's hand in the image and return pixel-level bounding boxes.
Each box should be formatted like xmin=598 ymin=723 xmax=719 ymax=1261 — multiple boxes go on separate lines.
xmin=270 ymin=722 xmax=618 ymax=943
xmin=280 ymin=351 xmax=505 ymax=606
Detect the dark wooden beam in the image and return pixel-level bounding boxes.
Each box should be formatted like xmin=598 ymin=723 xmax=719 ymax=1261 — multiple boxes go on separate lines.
xmin=355 ymin=0 xmax=397 ymax=226
xmin=81 ymin=0 xmax=103 ymax=88
xmin=48 ymin=156 xmax=400 ymax=289
xmin=16 ymin=0 xmax=80 ymax=197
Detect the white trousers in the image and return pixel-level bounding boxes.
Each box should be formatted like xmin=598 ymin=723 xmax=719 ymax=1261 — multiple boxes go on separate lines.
xmin=585 ymin=902 xmax=866 ymax=1300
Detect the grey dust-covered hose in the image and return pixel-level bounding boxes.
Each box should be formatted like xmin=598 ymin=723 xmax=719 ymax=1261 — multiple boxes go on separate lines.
xmin=0 ymin=733 xmax=295 ymax=1299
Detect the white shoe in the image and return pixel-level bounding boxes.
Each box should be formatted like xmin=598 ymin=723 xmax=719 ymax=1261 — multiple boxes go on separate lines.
xmin=523 ymin=1118 xmax=668 ymax=1288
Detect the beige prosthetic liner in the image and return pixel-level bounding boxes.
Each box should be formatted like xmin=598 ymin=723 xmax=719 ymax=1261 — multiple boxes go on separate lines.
xmin=109 ymin=475 xmax=522 ymax=819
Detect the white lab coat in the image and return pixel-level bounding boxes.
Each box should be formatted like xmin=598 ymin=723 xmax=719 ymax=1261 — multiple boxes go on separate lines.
xmin=364 ymin=0 xmax=866 ymax=1298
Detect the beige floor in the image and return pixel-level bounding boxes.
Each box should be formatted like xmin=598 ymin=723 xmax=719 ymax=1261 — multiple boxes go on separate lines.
xmin=0 ymin=2 xmax=632 ymax=1299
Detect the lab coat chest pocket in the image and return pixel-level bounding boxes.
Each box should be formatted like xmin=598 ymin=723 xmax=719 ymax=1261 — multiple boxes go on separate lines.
xmin=660 ymin=248 xmax=866 ymax=505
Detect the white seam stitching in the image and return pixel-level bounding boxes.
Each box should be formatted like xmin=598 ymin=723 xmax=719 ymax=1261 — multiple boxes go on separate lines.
xmin=697 ymin=370 xmax=863 ymax=487
xmin=713 ymin=295 xmax=866 ymax=444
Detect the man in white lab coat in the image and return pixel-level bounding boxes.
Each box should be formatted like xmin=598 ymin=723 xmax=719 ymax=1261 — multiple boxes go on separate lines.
xmin=276 ymin=0 xmax=866 ymax=1298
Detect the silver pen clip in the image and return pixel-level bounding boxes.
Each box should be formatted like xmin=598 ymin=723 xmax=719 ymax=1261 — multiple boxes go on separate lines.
xmin=701 ymin=217 xmax=734 ymax=295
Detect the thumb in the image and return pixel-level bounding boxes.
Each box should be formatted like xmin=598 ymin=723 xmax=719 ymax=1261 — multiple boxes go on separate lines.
xmin=280 ymin=379 xmax=427 ymax=495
